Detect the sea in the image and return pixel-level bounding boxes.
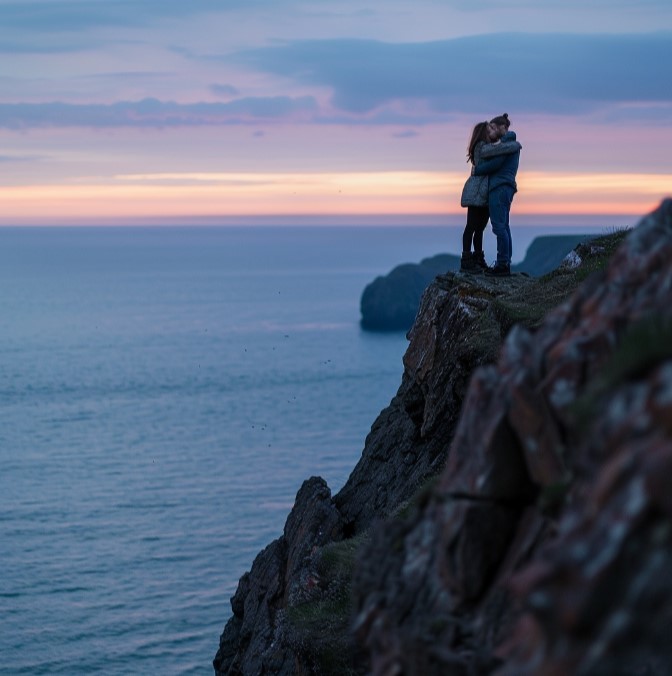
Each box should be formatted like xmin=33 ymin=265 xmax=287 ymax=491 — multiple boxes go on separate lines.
xmin=0 ymin=221 xmax=622 ymax=674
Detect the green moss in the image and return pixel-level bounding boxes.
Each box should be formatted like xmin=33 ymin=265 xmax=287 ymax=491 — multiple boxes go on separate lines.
xmin=574 ymin=228 xmax=630 ymax=278
xmin=285 ymin=534 xmax=372 ymax=675
xmin=489 ymin=230 xmax=631 ymax=334
xmin=600 ymin=315 xmax=672 ymax=387
xmin=429 ymin=617 xmax=450 ymax=634
xmin=285 ymin=473 xmax=444 ymax=672
xmin=469 ymin=311 xmax=505 ymax=362
xmin=440 ymin=232 xmax=631 ymax=367
xmin=538 ymin=480 xmax=572 ymax=516
xmin=288 ymin=588 xmax=352 ymax=629
xmin=572 ymin=314 xmax=672 ymax=429
xmin=287 ymin=585 xmax=358 ymax=674
xmin=491 ymin=295 xmax=549 ymax=331
xmin=317 ymin=533 xmax=369 ymax=580
xmin=392 ymin=473 xmax=441 ymax=521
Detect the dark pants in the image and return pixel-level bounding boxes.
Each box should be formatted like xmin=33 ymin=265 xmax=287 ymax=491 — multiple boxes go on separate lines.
xmin=489 ymin=186 xmax=515 ymax=265
xmin=462 ymin=206 xmax=490 ymax=253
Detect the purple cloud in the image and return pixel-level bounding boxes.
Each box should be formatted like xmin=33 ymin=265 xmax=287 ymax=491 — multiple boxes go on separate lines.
xmin=232 ymin=33 xmax=672 ymax=118
xmin=210 ymin=83 xmax=240 ymax=97
xmin=0 ymin=96 xmax=318 ymax=129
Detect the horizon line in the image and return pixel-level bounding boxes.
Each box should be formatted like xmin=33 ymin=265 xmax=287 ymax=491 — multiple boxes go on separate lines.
xmin=0 ymin=212 xmax=641 ymax=228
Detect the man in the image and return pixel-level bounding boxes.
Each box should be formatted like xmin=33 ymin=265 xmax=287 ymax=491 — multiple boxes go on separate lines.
xmin=473 ymin=113 xmax=521 ymax=276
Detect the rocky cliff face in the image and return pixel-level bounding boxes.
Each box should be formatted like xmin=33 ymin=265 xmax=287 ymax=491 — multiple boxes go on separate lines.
xmin=214 ymin=200 xmax=672 ymax=675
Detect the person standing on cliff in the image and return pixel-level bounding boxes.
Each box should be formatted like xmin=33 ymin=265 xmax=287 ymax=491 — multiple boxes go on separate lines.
xmin=459 ymin=120 xmax=522 ymax=273
xmin=473 ymin=113 xmax=521 ymax=277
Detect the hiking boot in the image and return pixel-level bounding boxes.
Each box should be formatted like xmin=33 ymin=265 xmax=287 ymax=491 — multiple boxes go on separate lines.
xmin=473 ymin=251 xmax=489 ymax=270
xmin=460 ymin=252 xmax=479 ymax=273
xmin=485 ymin=262 xmax=511 ymax=277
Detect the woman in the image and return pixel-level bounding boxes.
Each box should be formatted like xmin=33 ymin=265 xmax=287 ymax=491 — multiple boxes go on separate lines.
xmin=459 ymin=120 xmax=521 ymax=273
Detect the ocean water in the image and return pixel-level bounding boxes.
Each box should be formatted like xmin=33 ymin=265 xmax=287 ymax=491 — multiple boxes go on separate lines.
xmin=0 ymin=223 xmax=610 ymax=674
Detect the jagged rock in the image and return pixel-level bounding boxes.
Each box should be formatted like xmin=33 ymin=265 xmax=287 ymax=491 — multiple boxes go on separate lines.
xmin=351 ymin=199 xmax=672 ymax=675
xmin=337 ymin=272 xmax=535 ymax=531
xmin=213 ymin=477 xmax=345 ymax=675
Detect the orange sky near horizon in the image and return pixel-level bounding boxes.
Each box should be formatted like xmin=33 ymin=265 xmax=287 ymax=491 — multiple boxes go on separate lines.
xmin=2 ymin=2 xmax=670 ymax=229
xmin=0 ymin=170 xmax=668 ymax=225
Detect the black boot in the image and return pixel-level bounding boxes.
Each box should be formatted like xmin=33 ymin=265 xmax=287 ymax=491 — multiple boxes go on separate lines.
xmin=485 ymin=262 xmax=511 ymax=277
xmin=460 ymin=252 xmax=478 ymax=273
xmin=473 ymin=251 xmax=488 ymax=270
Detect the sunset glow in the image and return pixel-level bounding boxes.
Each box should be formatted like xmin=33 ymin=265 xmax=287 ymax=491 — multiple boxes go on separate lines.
xmin=1 ymin=170 xmax=668 ymax=224
xmin=0 ymin=1 xmax=670 ymax=225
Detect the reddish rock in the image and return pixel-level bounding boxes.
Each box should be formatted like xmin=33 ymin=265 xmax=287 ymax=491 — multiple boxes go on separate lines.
xmin=352 ymin=199 xmax=672 ymax=675
xmin=336 ymin=271 xmax=535 ymax=531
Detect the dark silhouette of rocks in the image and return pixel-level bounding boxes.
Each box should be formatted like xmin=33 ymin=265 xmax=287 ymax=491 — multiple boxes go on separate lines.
xmin=214 ymin=477 xmax=346 ymax=675
xmin=360 ymin=234 xmax=591 ymax=332
xmin=214 ymin=200 xmax=672 ymax=675
xmin=517 ymin=233 xmax=590 ymax=276
xmin=360 ymin=253 xmax=459 ymax=331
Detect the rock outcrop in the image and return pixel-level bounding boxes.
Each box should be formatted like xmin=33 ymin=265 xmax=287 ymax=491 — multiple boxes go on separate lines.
xmin=215 ymin=200 xmax=672 ymax=675
xmin=214 ymin=477 xmax=346 ymax=675
xmin=338 ymin=271 xmax=535 ymax=532
xmin=517 ymin=233 xmax=592 ymax=276
xmin=360 ymin=235 xmax=590 ymax=332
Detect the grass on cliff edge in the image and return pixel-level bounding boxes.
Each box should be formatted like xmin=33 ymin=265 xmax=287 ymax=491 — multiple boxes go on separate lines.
xmin=572 ymin=313 xmax=672 ymax=431
xmin=286 ymin=534 xmax=369 ymax=675
xmin=491 ymin=229 xmax=630 ymax=332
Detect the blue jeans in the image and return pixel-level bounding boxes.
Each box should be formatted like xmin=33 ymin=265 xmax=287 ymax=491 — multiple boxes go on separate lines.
xmin=488 ymin=185 xmax=515 ymax=265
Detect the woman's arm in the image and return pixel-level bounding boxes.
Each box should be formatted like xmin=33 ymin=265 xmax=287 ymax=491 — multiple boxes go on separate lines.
xmin=473 ymin=154 xmax=507 ymax=176
xmin=479 ymin=140 xmax=522 ymax=159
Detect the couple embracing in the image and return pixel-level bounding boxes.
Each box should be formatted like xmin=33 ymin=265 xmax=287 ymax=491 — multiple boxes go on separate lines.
xmin=460 ymin=113 xmax=521 ymax=277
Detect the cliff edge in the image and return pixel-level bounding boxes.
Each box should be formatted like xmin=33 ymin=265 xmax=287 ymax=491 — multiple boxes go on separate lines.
xmin=360 ymin=234 xmax=591 ymax=332
xmin=214 ymin=199 xmax=672 ymax=675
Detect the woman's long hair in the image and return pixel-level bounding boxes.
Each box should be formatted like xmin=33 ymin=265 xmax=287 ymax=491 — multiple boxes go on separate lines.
xmin=467 ymin=122 xmax=489 ymax=165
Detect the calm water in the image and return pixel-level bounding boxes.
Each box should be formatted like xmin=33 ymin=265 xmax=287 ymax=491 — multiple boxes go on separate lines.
xmin=0 ymin=223 xmax=609 ymax=674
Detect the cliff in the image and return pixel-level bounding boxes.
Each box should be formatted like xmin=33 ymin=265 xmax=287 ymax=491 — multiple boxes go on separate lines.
xmin=360 ymin=234 xmax=591 ymax=331
xmin=214 ymin=199 xmax=672 ymax=675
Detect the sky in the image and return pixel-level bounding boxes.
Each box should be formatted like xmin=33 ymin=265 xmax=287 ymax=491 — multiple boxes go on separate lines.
xmin=0 ymin=0 xmax=671 ymax=225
